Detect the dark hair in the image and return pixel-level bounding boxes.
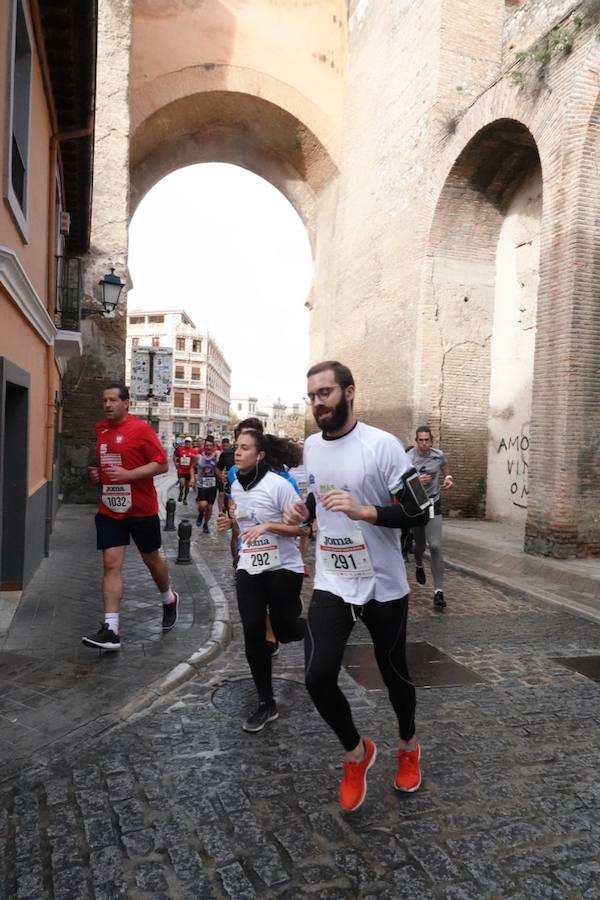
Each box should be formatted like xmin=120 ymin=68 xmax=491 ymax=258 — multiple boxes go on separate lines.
xmin=306 ymin=360 xmax=354 ymax=390
xmin=238 ymin=430 xmax=297 ymax=470
xmin=104 ymin=383 xmax=129 ymax=401
xmin=204 ymin=435 xmax=215 ymax=443
xmin=415 ymin=425 xmax=433 ymax=439
xmin=222 ymin=438 xmax=230 ymax=445
xmin=235 ymin=417 xmax=264 ymax=438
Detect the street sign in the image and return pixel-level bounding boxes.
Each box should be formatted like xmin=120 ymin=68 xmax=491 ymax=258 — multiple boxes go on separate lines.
xmin=131 ymin=346 xmax=173 ymax=401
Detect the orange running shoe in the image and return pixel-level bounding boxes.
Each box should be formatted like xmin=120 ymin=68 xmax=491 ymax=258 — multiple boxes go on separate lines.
xmin=339 ymin=737 xmax=377 ymax=812
xmin=394 ymin=742 xmax=422 ymax=792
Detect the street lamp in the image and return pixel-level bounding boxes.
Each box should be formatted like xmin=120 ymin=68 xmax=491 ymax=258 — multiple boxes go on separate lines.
xmin=80 ymin=267 xmax=126 ymax=319
xmin=98 ymin=267 xmax=125 ymax=313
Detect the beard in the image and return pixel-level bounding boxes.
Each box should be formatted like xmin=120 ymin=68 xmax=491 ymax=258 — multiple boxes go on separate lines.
xmin=314 ymin=393 xmax=350 ymax=434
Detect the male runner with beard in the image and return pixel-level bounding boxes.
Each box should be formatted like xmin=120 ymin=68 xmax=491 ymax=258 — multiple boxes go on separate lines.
xmin=284 ymin=361 xmax=421 ymax=812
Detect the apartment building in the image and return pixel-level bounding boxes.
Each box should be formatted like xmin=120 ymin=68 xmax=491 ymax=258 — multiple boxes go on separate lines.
xmin=125 ymin=309 xmax=231 ymax=444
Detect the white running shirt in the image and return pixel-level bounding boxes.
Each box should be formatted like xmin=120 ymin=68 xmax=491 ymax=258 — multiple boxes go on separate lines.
xmin=231 ymin=471 xmax=304 ymax=574
xmin=304 ymin=422 xmax=411 ymax=604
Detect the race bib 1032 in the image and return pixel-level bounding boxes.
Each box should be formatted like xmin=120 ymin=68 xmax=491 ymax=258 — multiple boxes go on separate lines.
xmin=102 ymin=484 xmax=132 ymax=513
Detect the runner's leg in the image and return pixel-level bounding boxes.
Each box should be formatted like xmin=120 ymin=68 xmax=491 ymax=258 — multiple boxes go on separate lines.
xmin=102 ymin=546 xmax=126 ymax=613
xmin=236 ymin=570 xmax=273 ymax=702
xmin=304 ymin=590 xmax=358 ymax=751
xmin=427 ymin=514 xmax=444 ymax=591
xmin=361 ymin=596 xmax=416 ymax=742
xmin=412 ymin=526 xmax=426 ymax=568
xmin=265 ymin=569 xmax=305 ymax=643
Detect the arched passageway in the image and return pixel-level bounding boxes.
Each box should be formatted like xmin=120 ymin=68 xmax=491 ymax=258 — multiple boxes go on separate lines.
xmin=422 ymin=119 xmax=542 ymax=522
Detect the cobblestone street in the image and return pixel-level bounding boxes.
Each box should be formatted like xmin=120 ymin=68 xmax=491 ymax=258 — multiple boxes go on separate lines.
xmin=1 ymin=524 xmax=599 ymax=899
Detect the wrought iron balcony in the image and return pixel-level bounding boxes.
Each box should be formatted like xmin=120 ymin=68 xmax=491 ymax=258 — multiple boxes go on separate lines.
xmin=55 ymin=255 xmax=82 ymax=331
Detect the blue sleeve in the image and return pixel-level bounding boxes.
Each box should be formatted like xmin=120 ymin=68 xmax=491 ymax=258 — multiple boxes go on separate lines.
xmin=276 ymin=469 xmax=300 ymax=495
xmin=227 ymin=465 xmax=238 ymax=486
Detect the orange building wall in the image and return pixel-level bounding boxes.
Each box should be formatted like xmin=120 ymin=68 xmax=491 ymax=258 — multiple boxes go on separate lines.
xmin=0 ymin=0 xmax=53 ymax=310
xmin=0 ymin=285 xmax=58 ymax=495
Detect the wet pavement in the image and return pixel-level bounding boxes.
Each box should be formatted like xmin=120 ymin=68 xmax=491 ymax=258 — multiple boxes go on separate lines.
xmin=1 ymin=520 xmax=599 ymax=899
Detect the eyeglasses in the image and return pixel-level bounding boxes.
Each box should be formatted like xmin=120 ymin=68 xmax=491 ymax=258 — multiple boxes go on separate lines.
xmin=305 ymin=387 xmax=337 ymax=404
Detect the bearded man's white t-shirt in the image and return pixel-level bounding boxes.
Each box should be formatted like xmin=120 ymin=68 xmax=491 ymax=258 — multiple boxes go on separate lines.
xmin=304 ymin=422 xmax=411 ymax=605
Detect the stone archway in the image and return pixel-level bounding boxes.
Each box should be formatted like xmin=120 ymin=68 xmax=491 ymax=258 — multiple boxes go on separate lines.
xmin=62 ymin=0 xmax=344 ymax=500
xmin=419 ymin=118 xmax=542 ymax=520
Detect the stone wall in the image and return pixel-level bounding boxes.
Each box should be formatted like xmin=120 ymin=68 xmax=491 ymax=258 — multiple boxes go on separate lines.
xmin=310 ymin=0 xmax=600 ymax=556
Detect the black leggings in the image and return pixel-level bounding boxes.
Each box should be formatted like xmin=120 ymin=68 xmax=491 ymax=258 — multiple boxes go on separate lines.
xmin=305 ymin=590 xmax=416 ymax=750
xmin=236 ymin=568 xmax=305 ymax=702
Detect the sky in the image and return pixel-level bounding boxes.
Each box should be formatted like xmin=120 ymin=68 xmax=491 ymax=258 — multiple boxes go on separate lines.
xmin=128 ymin=163 xmax=313 ymax=403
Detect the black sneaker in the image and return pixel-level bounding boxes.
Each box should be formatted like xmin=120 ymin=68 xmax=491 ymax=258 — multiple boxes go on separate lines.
xmin=266 ymin=640 xmax=280 ymax=657
xmin=183 ymin=499 xmax=188 ymax=505
xmin=415 ymin=566 xmax=426 ymax=585
xmin=243 ymin=701 xmax=279 ymax=733
xmin=82 ymin=623 xmax=121 ymax=650
xmin=178 ymin=495 xmax=183 ymax=502
xmin=433 ymin=590 xmax=447 ymax=609
xmin=202 ymin=524 xmax=209 ymax=534
xmin=196 ymin=515 xmax=203 ymax=527
xmin=162 ymin=591 xmax=179 ymax=630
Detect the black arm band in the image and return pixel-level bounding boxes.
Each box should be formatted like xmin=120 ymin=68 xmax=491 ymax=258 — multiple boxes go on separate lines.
xmin=374 ymin=502 xmax=410 ymax=529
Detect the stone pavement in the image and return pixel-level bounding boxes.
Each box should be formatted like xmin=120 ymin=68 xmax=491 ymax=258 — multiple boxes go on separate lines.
xmin=443 ymin=519 xmax=600 ymax=623
xmin=1 ymin=527 xmax=599 ymax=899
xmin=0 ymin=474 xmax=215 ymax=778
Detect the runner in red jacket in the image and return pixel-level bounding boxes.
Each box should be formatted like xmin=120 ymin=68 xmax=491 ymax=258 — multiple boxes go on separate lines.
xmin=173 ymin=437 xmax=196 ymax=505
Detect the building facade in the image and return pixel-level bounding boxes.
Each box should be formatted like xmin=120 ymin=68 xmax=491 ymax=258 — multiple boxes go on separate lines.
xmin=0 ymin=0 xmax=96 ymax=588
xmin=62 ymin=0 xmax=600 ymax=557
xmin=125 ymin=309 xmax=231 ymax=444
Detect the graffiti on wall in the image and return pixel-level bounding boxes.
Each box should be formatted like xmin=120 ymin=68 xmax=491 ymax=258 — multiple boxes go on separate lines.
xmin=496 ymin=424 xmax=529 ymax=509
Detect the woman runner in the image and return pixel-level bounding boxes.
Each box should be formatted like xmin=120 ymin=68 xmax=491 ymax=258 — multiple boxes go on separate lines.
xmin=217 ymin=430 xmax=306 ymax=732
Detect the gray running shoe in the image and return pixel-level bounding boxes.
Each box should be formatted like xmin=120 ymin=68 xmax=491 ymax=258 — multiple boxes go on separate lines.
xmin=243 ymin=701 xmax=279 ymax=733
xmin=433 ymin=590 xmax=447 ymax=609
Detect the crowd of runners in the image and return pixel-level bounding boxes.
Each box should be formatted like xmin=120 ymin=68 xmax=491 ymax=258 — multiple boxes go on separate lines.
xmin=82 ymin=360 xmax=454 ymax=813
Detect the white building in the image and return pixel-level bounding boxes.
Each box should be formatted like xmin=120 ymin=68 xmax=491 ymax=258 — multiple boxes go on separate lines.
xmin=126 ymin=309 xmax=231 ymax=445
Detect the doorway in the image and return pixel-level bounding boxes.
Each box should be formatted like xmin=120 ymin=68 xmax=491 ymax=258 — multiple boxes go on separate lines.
xmin=0 ymin=359 xmax=29 ymax=590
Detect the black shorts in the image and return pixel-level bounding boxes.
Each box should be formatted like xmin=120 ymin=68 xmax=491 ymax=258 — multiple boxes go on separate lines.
xmin=177 ymin=472 xmax=191 ymax=482
xmin=95 ymin=513 xmax=162 ymax=554
xmin=196 ymin=487 xmax=218 ymax=504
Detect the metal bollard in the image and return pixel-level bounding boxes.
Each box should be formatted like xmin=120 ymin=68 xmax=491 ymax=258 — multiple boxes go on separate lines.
xmin=176 ymin=519 xmax=193 ymax=564
xmin=164 ymin=498 xmax=176 ymax=531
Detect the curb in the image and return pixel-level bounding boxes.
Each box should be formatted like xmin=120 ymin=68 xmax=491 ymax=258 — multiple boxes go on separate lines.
xmin=443 ymin=554 xmax=600 ymax=625
xmin=119 ymin=483 xmax=233 ymax=721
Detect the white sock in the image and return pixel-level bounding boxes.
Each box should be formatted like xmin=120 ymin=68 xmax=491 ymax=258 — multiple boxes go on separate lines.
xmin=161 ymin=587 xmax=176 ymax=605
xmin=105 ymin=613 xmax=119 ymax=634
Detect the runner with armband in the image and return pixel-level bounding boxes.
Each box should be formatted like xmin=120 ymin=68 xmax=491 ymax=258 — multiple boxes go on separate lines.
xmin=217 ymin=429 xmax=306 ymax=733
xmin=284 ymin=361 xmax=430 ymax=813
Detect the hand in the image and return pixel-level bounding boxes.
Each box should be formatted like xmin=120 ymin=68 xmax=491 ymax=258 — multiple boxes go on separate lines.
xmin=242 ymin=524 xmax=268 ymax=543
xmin=418 ymin=473 xmax=432 ymax=486
xmin=321 ymin=490 xmax=368 ymax=521
xmin=88 ymin=466 xmax=100 ymax=483
xmin=443 ymin=475 xmax=454 ymax=490
xmin=104 ymin=465 xmax=131 ymax=483
xmin=217 ymin=513 xmax=232 ymax=532
xmin=283 ymin=501 xmax=308 ymax=526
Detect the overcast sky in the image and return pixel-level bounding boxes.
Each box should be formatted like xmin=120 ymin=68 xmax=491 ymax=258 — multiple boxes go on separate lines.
xmin=128 ymin=163 xmax=313 ymax=403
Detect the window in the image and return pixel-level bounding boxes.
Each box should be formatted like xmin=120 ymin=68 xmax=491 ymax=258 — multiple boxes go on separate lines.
xmin=152 ymin=337 xmax=160 ymax=348
xmin=237 ymin=403 xmax=242 ymax=411
xmin=173 ymin=421 xmax=184 ymax=435
xmin=190 ymin=392 xmax=201 ymax=409
xmin=148 ymin=315 xmax=164 ymax=324
xmin=174 ymin=392 xmax=184 ymax=408
xmin=131 ymin=337 xmax=139 ymax=347
xmin=188 ymin=422 xmax=199 ymax=436
xmin=175 ymin=365 xmax=185 ymax=380
xmin=176 ymin=337 xmax=186 ymax=351
xmin=6 ymin=0 xmax=32 ymax=234
xmin=191 ymin=367 xmax=201 ymax=381
xmin=192 ymin=339 xmax=202 ymax=353
xmin=129 ymin=315 xmax=145 ymax=325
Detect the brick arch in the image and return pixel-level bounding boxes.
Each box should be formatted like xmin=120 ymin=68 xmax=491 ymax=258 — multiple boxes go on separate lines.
xmin=130 ymin=87 xmax=338 ymax=249
xmin=420 ymin=118 xmax=541 ymax=517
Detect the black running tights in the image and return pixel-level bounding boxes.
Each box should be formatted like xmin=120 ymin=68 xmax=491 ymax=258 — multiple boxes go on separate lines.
xmin=236 ymin=568 xmax=305 ymax=702
xmin=305 ymin=590 xmax=416 ymax=750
